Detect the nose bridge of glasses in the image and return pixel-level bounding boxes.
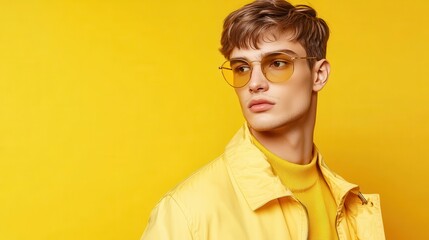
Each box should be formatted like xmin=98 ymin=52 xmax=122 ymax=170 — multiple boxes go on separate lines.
xmin=248 ymin=60 xmax=270 ymax=85
xmin=248 ymin=60 xmax=265 ymax=74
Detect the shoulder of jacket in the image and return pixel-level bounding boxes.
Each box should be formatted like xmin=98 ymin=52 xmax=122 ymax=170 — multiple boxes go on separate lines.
xmin=163 ymin=154 xmax=231 ymax=204
xmin=151 ymin=154 xmax=236 ymax=226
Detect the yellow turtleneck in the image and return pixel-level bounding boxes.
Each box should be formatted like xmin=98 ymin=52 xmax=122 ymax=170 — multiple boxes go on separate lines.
xmin=252 ymin=136 xmax=338 ymax=240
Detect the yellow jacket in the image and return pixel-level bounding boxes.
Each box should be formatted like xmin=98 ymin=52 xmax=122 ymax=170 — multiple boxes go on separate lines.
xmin=142 ymin=125 xmax=385 ymax=239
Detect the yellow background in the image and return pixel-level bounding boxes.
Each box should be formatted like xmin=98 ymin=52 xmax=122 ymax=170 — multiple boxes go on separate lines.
xmin=1 ymin=0 xmax=428 ymax=239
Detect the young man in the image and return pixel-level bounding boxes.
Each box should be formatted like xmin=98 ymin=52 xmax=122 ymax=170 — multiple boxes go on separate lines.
xmin=142 ymin=0 xmax=385 ymax=239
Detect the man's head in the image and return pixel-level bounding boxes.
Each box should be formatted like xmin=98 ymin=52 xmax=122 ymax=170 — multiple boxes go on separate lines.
xmin=220 ymin=0 xmax=329 ymax=67
xmin=219 ymin=0 xmax=331 ymax=135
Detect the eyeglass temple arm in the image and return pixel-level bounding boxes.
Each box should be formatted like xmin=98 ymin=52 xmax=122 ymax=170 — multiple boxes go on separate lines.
xmin=218 ymin=66 xmax=232 ymax=70
xmin=294 ymin=56 xmax=317 ymax=60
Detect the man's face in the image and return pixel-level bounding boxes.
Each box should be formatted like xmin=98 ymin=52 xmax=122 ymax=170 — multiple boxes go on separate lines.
xmin=231 ymin=32 xmax=321 ymax=134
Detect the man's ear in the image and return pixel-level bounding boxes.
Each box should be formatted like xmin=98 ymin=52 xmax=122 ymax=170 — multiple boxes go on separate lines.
xmin=312 ymin=59 xmax=330 ymax=92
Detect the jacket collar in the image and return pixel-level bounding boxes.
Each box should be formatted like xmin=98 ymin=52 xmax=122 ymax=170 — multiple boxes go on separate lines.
xmin=223 ymin=124 xmax=360 ymax=211
xmin=317 ymin=153 xmax=361 ymax=207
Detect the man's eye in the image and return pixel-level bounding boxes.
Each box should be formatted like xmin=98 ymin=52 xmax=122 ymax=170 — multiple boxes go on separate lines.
xmin=270 ymin=60 xmax=289 ymax=69
xmin=233 ymin=65 xmax=250 ymax=74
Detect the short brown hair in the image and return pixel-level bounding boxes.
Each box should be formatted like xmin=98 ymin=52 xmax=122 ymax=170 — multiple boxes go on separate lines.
xmin=220 ymin=0 xmax=329 ymax=66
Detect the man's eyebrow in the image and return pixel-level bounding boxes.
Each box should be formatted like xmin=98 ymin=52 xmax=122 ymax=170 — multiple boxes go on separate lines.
xmin=230 ymin=49 xmax=299 ymax=61
xmin=229 ymin=56 xmax=248 ymax=62
xmin=263 ymin=49 xmax=298 ymax=57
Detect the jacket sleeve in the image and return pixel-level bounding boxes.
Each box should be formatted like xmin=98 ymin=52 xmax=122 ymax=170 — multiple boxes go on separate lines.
xmin=141 ymin=195 xmax=193 ymax=240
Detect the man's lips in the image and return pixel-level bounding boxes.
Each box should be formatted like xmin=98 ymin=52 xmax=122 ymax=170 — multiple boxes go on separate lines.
xmin=248 ymin=99 xmax=275 ymax=112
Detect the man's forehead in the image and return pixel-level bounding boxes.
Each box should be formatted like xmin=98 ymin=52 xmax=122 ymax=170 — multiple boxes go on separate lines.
xmin=229 ymin=37 xmax=305 ymax=60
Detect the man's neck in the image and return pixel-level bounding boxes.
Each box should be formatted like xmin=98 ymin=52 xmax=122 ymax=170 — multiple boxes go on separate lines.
xmin=251 ymin=125 xmax=314 ymax=165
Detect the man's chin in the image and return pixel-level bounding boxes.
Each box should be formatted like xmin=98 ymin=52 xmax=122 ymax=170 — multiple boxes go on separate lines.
xmin=247 ymin=121 xmax=280 ymax=133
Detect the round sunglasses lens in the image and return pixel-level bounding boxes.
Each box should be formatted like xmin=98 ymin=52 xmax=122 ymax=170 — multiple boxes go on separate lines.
xmin=221 ymin=61 xmax=250 ymax=88
xmin=262 ymin=53 xmax=294 ymax=82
